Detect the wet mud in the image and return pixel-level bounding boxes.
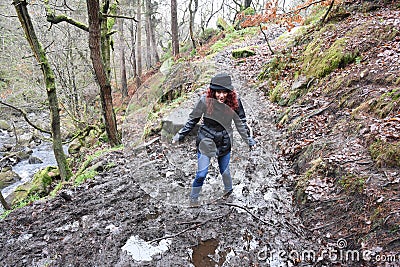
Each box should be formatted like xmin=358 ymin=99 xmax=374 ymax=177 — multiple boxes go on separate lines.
xmin=0 ymin=40 xmax=316 ymax=267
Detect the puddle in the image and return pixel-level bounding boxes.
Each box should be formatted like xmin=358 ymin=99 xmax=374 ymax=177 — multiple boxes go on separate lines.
xmin=191 ymin=238 xmax=226 ymax=267
xmin=121 ymin=235 xmax=171 ymax=262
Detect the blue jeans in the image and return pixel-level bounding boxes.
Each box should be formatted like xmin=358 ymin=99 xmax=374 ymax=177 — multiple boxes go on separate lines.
xmin=190 ymin=152 xmax=232 ymax=199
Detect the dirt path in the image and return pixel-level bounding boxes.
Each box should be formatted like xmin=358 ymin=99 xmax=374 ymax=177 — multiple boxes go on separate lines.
xmin=0 ymin=41 xmax=317 ymax=267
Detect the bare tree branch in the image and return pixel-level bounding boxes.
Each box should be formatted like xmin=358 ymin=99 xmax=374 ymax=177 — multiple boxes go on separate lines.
xmin=102 ymin=13 xmax=138 ymax=22
xmin=149 ymin=210 xmax=231 ymax=244
xmin=0 ymin=100 xmax=51 ymax=135
xmin=285 ymin=0 xmax=329 ymax=15
xmin=44 ymin=0 xmax=88 ymax=31
xmin=259 ymin=24 xmax=274 ymax=54
xmin=46 ymin=13 xmax=89 ymax=31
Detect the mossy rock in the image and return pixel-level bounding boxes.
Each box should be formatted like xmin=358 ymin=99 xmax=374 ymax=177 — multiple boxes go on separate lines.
xmin=369 ymin=88 xmax=400 ymax=118
xmin=0 ymin=119 xmax=11 ymax=131
xmin=160 ymin=57 xmax=174 ymax=76
xmin=269 ymin=82 xmax=286 ymax=104
xmin=232 ymin=47 xmax=256 ymax=58
xmin=0 ymin=170 xmax=20 ymax=190
xmin=9 ymin=166 xmax=60 ymax=206
xmin=369 ymin=140 xmax=400 ymax=167
xmin=68 ymin=139 xmax=82 ymax=155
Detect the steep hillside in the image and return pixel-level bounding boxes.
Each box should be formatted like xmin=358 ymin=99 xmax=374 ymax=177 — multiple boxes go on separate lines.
xmin=234 ymin=1 xmax=400 ymax=262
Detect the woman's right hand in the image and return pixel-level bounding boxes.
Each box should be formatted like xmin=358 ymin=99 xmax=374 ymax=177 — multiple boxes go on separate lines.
xmin=172 ymin=133 xmax=181 ymax=144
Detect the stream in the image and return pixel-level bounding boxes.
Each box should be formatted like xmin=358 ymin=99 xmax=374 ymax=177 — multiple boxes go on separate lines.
xmin=0 ymin=128 xmax=60 ymax=207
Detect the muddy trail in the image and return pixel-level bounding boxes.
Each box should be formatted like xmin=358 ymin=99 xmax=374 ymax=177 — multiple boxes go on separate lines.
xmin=0 ymin=42 xmax=319 ymax=266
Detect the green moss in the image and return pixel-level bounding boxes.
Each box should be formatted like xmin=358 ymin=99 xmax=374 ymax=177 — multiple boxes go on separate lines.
xmin=10 ymin=166 xmax=59 ymax=206
xmin=304 ymin=6 xmax=328 ymax=25
xmin=32 ymin=166 xmax=59 ymax=193
xmin=277 ymin=25 xmax=309 ymax=45
xmin=302 ymin=36 xmax=358 ymax=78
xmin=209 ymin=27 xmax=259 ymax=54
xmin=338 ymin=174 xmax=365 ymax=193
xmin=369 ymin=88 xmax=400 ymax=118
xmin=75 ymin=169 xmax=97 ymax=185
xmin=369 ymin=140 xmax=400 ymax=167
xmin=241 ymin=7 xmax=255 ymax=15
xmin=232 ymin=47 xmax=256 ymax=58
xmin=258 ymin=54 xmax=290 ymax=81
xmin=269 ymin=82 xmax=285 ymax=103
xmin=287 ymin=87 xmax=308 ymax=106
xmin=216 ymin=17 xmax=234 ymax=32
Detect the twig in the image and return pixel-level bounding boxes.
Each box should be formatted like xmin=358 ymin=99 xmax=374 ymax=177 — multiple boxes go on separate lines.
xmin=306 ymin=101 xmax=334 ymax=119
xmin=319 ymin=0 xmax=335 ymax=25
xmin=259 ymin=24 xmax=274 ymax=55
xmin=11 ymin=122 xmax=18 ymax=145
xmin=131 ymin=137 xmax=160 ymax=154
xmin=222 ymin=203 xmax=275 ymax=227
xmin=222 ymin=202 xmax=305 ymax=235
xmin=102 ymin=13 xmax=138 ymax=22
xmin=149 ymin=211 xmax=231 ymax=244
xmin=310 ymin=220 xmax=338 ymax=231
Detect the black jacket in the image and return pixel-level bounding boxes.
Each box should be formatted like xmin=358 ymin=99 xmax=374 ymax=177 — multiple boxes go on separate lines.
xmin=176 ymin=95 xmax=255 ymax=157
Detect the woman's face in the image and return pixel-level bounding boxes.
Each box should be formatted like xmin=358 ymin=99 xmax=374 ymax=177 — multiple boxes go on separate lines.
xmin=215 ymin=90 xmax=229 ymax=104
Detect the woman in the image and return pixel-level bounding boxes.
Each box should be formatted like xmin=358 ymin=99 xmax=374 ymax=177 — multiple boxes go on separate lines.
xmin=172 ymin=73 xmax=256 ymax=206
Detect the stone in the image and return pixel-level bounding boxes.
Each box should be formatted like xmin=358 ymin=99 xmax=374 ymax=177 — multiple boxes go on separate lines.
xmin=161 ymin=108 xmax=199 ymax=141
xmin=0 ymin=170 xmax=20 ymax=190
xmin=232 ymin=47 xmax=256 ymax=59
xmin=28 ymin=156 xmax=43 ymax=164
xmin=0 ymin=120 xmax=11 ymax=131
xmin=291 ymin=75 xmax=308 ymax=90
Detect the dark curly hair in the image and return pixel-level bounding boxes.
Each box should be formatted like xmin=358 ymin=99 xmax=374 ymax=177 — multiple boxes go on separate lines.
xmin=206 ymin=88 xmax=239 ymax=114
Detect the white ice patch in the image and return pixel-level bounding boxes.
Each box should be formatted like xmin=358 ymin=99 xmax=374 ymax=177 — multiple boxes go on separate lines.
xmin=121 ymin=235 xmax=171 ymax=262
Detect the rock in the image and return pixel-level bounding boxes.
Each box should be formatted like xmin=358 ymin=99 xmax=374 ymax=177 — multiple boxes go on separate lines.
xmin=90 ymin=161 xmax=104 ymax=172
xmin=160 ymin=57 xmax=174 ymax=76
xmin=0 ymin=120 xmax=11 ymax=131
xmin=17 ymin=133 xmax=34 ymax=147
xmin=1 ymin=144 xmax=13 ymax=152
xmin=291 ymin=75 xmax=308 ymax=90
xmin=6 ymin=166 xmax=59 ymax=206
xmin=68 ymin=140 xmax=82 ymax=155
xmin=161 ymin=108 xmax=199 ymax=141
xmin=232 ymin=47 xmax=256 ymax=59
xmin=0 ymin=170 xmax=21 ymax=190
xmin=15 ymin=147 xmax=33 ymax=161
xmin=28 ymin=156 xmax=43 ymax=164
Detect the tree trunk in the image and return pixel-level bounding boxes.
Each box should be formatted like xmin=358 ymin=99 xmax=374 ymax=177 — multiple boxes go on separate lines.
xmin=149 ymin=11 xmax=160 ymax=64
xmin=171 ymin=0 xmax=179 ymax=57
xmin=13 ymin=0 xmax=71 ymax=181
xmin=188 ymin=0 xmax=198 ymax=50
xmin=244 ymin=0 xmax=252 ymax=9
xmin=145 ymin=0 xmax=152 ymax=69
xmin=87 ymin=0 xmax=120 ymax=146
xmin=119 ymin=19 xmax=128 ymax=98
xmin=129 ymin=19 xmax=141 ymax=92
xmin=136 ymin=0 xmax=143 ymax=77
